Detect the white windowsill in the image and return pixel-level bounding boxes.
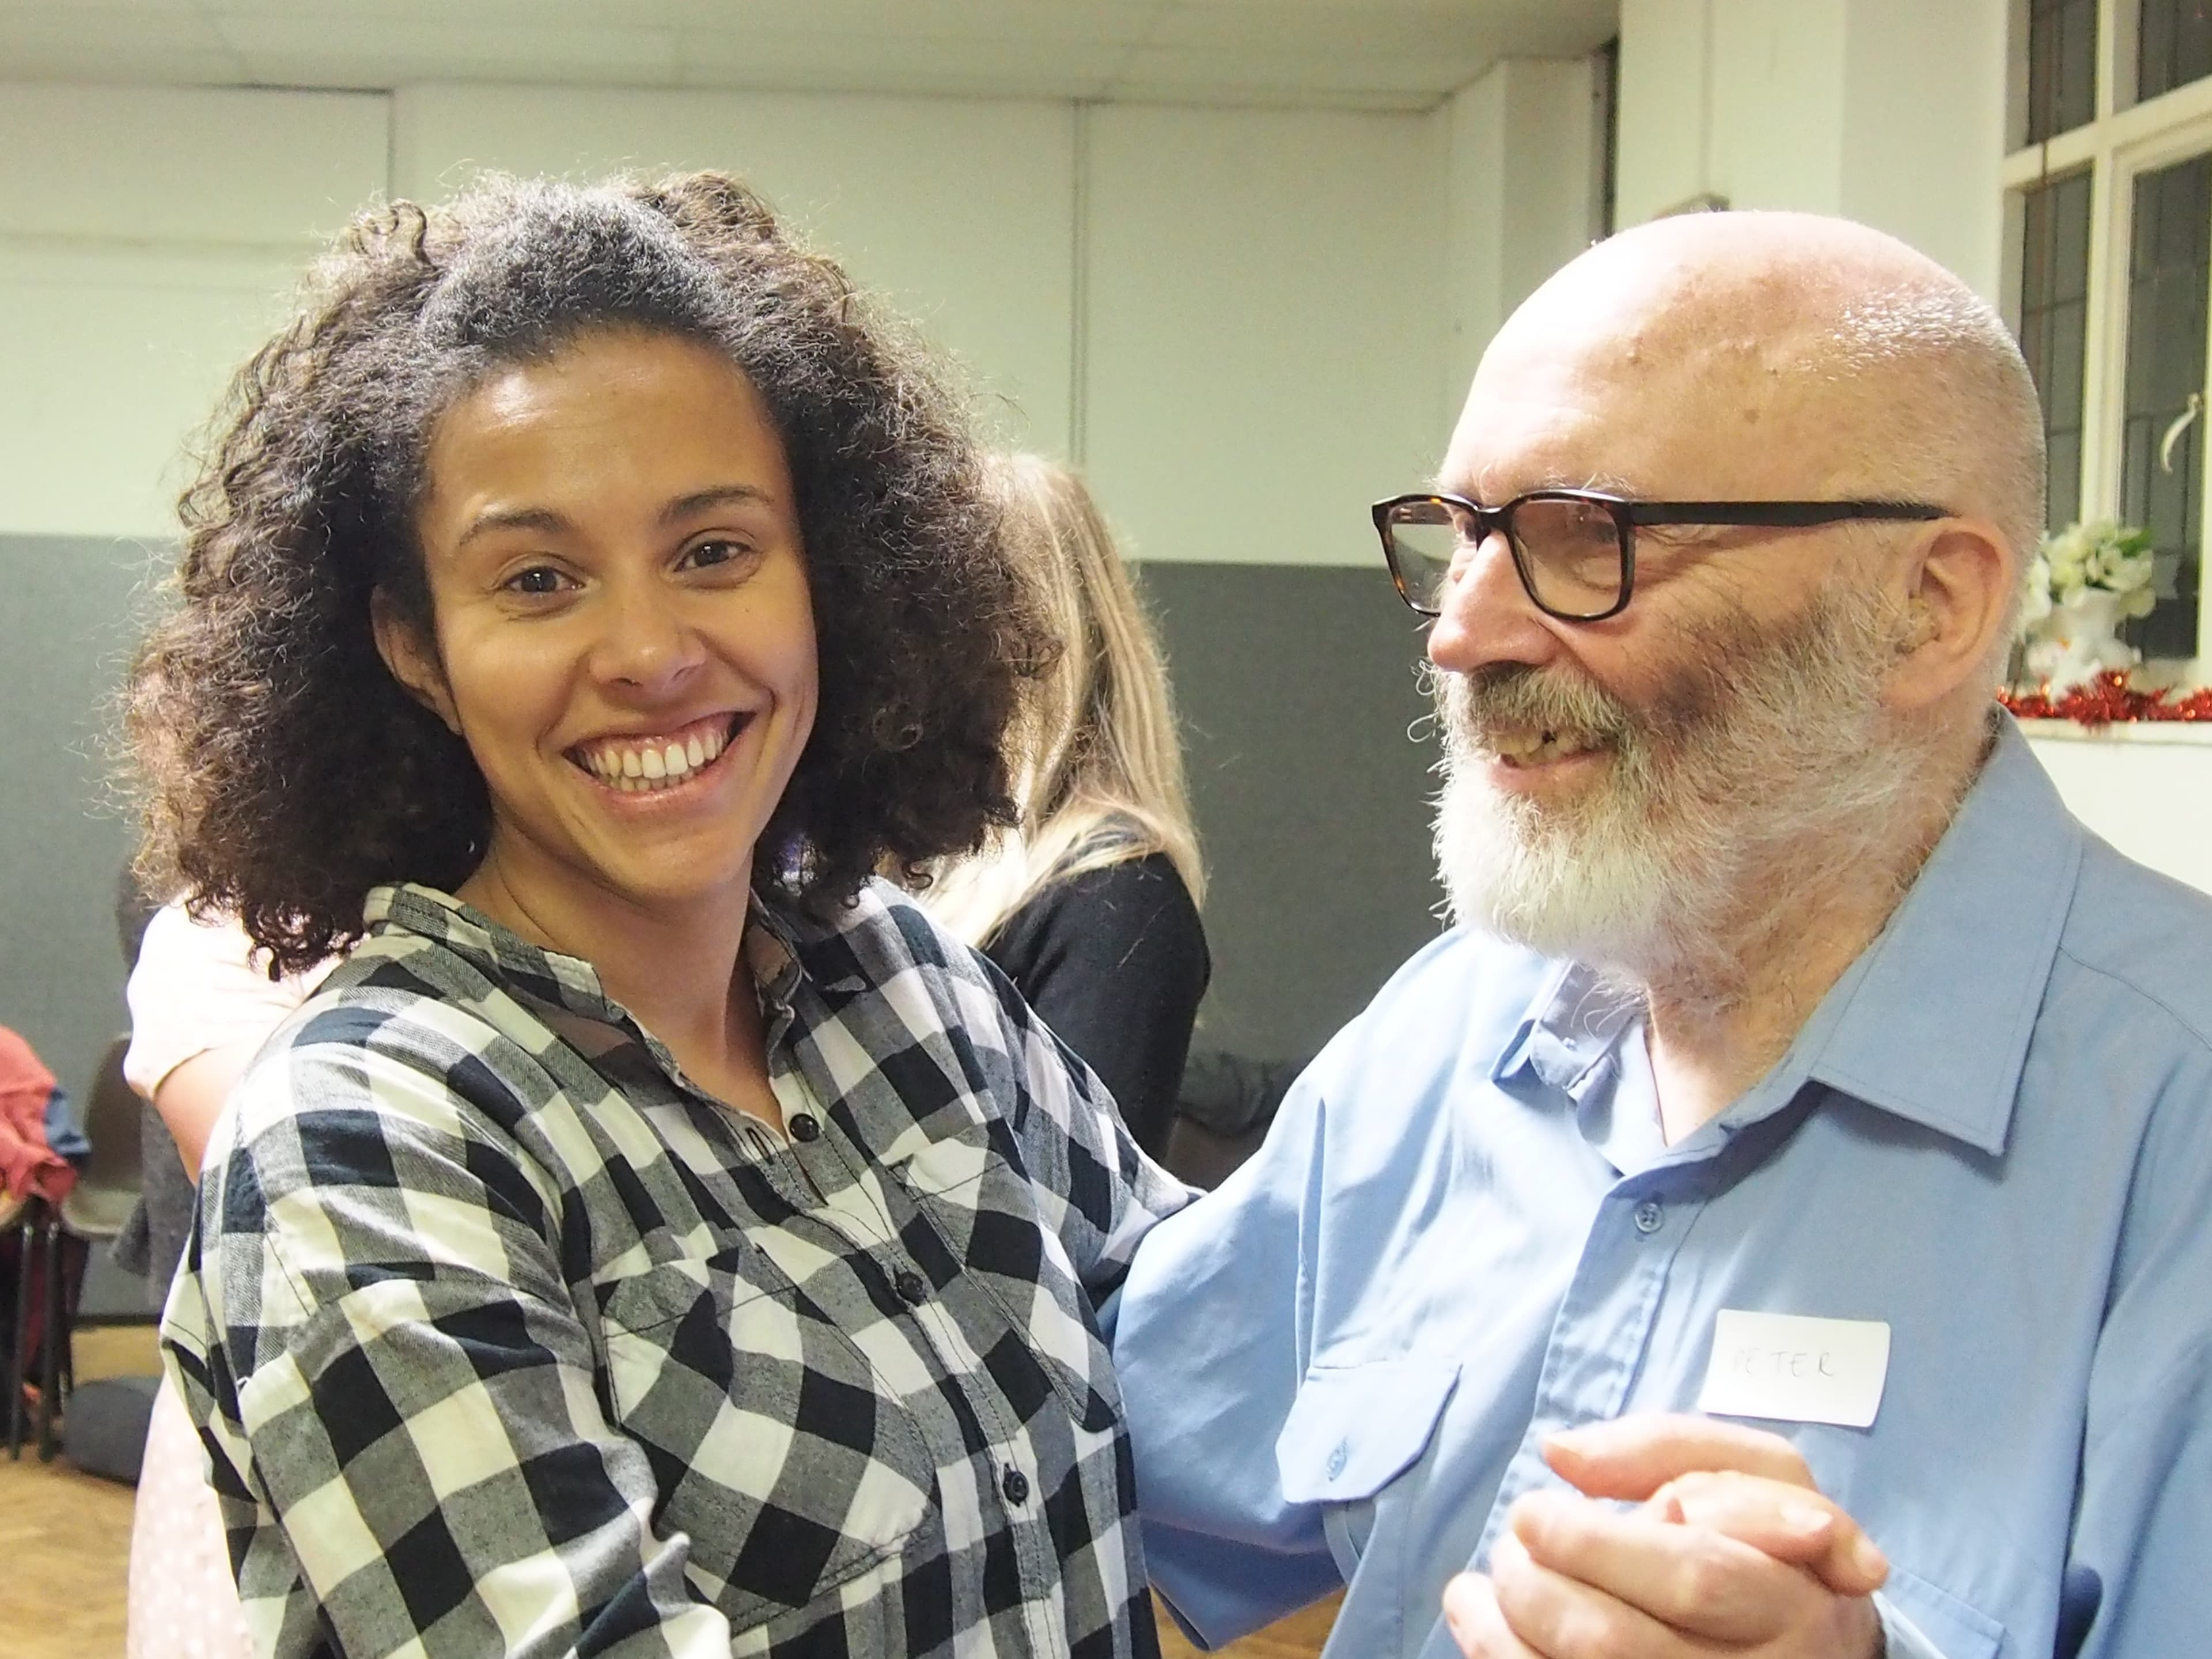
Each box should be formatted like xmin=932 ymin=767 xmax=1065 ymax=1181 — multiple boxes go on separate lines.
xmin=2018 ymin=717 xmax=2212 ymax=745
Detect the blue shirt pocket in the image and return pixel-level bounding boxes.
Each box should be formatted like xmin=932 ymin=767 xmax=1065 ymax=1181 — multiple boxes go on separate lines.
xmin=1276 ymin=1358 xmax=1462 ymax=1504
xmin=1879 ymin=1563 xmax=2006 ymax=1659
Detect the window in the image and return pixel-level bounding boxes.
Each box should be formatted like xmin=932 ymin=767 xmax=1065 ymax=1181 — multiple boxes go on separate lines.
xmin=2018 ymin=170 xmax=2094 ymax=530
xmin=2005 ymin=0 xmax=2212 ymax=665
xmin=2028 ymin=0 xmax=2099 ymax=140
xmin=2140 ymin=0 xmax=2212 ymax=100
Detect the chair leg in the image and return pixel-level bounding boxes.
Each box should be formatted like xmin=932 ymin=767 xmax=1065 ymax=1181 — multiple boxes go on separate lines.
xmin=38 ymin=1215 xmax=63 ymax=1461
xmin=9 ymin=1205 xmax=36 ymax=1460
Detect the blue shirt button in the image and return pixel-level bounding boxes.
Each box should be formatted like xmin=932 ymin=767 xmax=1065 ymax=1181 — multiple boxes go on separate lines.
xmin=1633 ymin=1200 xmax=1664 ymax=1234
xmin=1326 ymin=1441 xmax=1349 ymax=1479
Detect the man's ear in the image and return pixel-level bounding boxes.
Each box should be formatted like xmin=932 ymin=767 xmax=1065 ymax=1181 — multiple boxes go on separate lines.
xmin=370 ymin=588 xmax=461 ymax=735
xmin=1883 ymin=518 xmax=2016 ymax=714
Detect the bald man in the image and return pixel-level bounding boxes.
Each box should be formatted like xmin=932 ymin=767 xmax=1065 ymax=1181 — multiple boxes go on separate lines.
xmin=1109 ymin=212 xmax=2212 ymax=1659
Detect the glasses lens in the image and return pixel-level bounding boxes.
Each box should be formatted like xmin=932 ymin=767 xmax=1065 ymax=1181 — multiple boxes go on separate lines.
xmin=1510 ymin=497 xmax=1624 ymax=618
xmin=1385 ymin=499 xmax=1463 ymax=611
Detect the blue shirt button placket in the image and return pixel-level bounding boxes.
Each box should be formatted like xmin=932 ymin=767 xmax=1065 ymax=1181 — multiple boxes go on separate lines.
xmin=1468 ymin=1184 xmax=1688 ymax=1570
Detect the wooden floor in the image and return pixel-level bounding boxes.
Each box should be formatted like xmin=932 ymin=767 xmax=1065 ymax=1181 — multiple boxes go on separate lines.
xmin=1159 ymin=1592 xmax=1339 ymax=1658
xmin=0 ymin=1325 xmax=153 ymax=1659
xmin=5 ymin=1326 xmax=1336 ymax=1659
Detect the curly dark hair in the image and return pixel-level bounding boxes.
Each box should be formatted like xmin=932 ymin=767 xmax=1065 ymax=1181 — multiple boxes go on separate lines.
xmin=125 ymin=171 xmax=1048 ymax=976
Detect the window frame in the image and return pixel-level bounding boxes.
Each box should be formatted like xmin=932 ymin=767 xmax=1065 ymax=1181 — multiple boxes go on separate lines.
xmin=2003 ymin=0 xmax=2212 ymax=668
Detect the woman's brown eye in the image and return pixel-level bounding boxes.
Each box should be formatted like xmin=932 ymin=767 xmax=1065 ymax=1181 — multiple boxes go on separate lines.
xmin=685 ymin=539 xmax=751 ymax=569
xmin=508 ymin=566 xmax=565 ymax=595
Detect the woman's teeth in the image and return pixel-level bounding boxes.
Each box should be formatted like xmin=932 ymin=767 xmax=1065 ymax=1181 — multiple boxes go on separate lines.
xmin=575 ymin=721 xmax=733 ymax=793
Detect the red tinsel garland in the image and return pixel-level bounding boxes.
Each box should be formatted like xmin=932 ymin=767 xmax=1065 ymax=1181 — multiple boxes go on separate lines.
xmin=1999 ymin=672 xmax=2212 ymax=725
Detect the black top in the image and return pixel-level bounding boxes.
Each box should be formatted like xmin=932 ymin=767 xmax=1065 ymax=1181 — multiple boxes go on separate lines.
xmin=986 ymin=852 xmax=1210 ymax=1159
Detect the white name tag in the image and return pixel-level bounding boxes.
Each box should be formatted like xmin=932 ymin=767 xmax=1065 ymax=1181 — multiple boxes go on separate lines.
xmin=1697 ymin=1310 xmax=1891 ymax=1429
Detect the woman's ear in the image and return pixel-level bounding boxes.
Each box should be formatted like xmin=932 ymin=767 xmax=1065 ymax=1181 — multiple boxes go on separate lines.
xmin=1883 ymin=518 xmax=2016 ymax=714
xmin=370 ymin=588 xmax=462 ymax=735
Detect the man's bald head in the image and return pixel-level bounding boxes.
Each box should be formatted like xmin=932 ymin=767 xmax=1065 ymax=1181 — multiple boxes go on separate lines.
xmin=1475 ymin=212 xmax=2046 ymax=581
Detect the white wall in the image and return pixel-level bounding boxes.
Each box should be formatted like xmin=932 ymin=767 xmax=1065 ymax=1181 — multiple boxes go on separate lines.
xmin=1443 ymin=57 xmax=1600 ymax=408
xmin=0 ymin=79 xmax=1448 ymax=566
xmin=1615 ymin=0 xmax=2008 ymax=300
xmin=0 ymin=85 xmax=387 ymax=539
xmin=1082 ymin=104 xmax=1445 ymax=566
xmin=2024 ymin=730 xmax=2212 ymax=892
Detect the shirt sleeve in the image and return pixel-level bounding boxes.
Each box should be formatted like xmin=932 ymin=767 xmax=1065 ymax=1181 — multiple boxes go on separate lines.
xmin=959 ymin=933 xmax=1195 ymax=1301
xmin=1105 ymin=1057 xmax=1343 ymax=1643
xmin=123 ymin=904 xmax=327 ymax=1099
xmin=985 ymin=856 xmax=1211 ymax=1159
xmin=166 ymin=1027 xmax=733 ymax=1659
xmin=2061 ymin=1069 xmax=2212 ymax=1659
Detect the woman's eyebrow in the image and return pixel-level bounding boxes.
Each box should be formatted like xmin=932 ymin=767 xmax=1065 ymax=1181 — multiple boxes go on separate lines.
xmin=456 ymin=505 xmax=569 ymax=547
xmin=661 ymin=483 xmax=774 ymax=524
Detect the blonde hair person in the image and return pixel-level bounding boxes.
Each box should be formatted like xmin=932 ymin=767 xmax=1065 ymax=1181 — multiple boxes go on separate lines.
xmin=925 ymin=453 xmax=1210 ymax=1157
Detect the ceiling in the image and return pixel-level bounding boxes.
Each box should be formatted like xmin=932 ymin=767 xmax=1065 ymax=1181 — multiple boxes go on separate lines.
xmin=0 ymin=0 xmax=1617 ymax=112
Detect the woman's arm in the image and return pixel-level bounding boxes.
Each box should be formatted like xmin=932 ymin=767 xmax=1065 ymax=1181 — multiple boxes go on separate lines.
xmin=170 ymin=1044 xmax=731 ymax=1658
xmin=150 ymin=1041 xmax=256 ymax=1180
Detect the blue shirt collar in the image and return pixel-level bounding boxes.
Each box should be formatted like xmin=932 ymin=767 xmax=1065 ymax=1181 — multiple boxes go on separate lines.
xmin=1489 ymin=717 xmax=2082 ymax=1158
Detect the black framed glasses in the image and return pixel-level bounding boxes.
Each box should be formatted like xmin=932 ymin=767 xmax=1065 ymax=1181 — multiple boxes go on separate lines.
xmin=1371 ymin=490 xmax=1951 ymax=622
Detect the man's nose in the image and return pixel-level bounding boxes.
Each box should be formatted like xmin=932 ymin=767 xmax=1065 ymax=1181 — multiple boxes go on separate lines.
xmin=592 ymin=578 xmax=706 ymax=692
xmin=1425 ymin=528 xmax=1562 ymax=674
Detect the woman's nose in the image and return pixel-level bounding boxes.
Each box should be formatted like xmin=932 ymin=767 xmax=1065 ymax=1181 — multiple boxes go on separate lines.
xmin=592 ymin=579 xmax=704 ymax=691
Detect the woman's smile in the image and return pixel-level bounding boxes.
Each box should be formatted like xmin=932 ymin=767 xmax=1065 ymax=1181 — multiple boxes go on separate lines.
xmin=569 ymin=710 xmax=751 ymax=794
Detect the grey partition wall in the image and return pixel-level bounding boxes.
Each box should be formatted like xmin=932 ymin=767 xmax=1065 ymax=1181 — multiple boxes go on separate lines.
xmin=1 ymin=535 xmax=169 ymax=1109
xmin=1 ymin=541 xmax=1450 ymax=1117
xmin=1140 ymin=562 xmax=1447 ymax=1063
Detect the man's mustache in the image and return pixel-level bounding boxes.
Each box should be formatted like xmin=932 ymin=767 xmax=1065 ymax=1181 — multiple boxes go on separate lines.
xmin=1438 ymin=664 xmax=1634 ymax=752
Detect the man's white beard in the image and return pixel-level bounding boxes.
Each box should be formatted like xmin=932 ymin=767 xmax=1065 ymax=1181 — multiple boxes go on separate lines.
xmin=1432 ymin=582 xmax=1929 ymax=1004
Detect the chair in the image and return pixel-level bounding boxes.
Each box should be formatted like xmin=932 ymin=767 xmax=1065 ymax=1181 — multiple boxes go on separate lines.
xmin=25 ymin=1036 xmax=147 ymax=1459
xmin=1 ymin=1187 xmax=39 ymax=1457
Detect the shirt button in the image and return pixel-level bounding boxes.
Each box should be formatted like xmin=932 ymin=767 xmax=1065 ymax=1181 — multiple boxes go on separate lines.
xmin=1325 ymin=1441 xmax=1349 ymax=1479
xmin=789 ymin=1113 xmax=821 ymax=1142
xmin=893 ymin=1268 xmax=929 ymax=1305
xmin=1633 ymin=1200 xmax=1664 ymax=1234
xmin=1001 ymin=1467 xmax=1030 ymax=1505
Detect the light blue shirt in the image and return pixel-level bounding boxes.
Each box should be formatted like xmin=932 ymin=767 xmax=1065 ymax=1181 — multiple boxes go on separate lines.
xmin=1111 ymin=721 xmax=2212 ymax=1659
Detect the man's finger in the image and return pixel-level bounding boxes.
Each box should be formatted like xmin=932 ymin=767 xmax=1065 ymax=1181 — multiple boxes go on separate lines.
xmin=1507 ymin=1488 xmax=1830 ymax=1645
xmin=1541 ymin=1412 xmax=1816 ymax=1501
xmin=1488 ymin=1525 xmax=1696 ymax=1658
xmin=1440 ymin=1571 xmax=1546 ymax=1659
xmin=1645 ymin=1471 xmax=1888 ymax=1597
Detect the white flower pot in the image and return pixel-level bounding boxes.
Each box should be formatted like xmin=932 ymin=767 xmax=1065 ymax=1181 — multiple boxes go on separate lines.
xmin=2024 ymin=588 xmax=2141 ymax=694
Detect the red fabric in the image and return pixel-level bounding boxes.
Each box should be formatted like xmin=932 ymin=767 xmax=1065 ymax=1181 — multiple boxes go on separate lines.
xmin=0 ymin=1025 xmax=75 ymax=1204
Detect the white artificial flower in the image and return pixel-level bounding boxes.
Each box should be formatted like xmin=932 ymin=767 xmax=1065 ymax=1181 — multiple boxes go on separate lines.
xmin=2020 ymin=555 xmax=2055 ymax=627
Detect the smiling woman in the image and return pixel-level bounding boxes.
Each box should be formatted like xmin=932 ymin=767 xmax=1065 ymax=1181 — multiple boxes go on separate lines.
xmin=120 ymin=173 xmax=1190 ymax=1658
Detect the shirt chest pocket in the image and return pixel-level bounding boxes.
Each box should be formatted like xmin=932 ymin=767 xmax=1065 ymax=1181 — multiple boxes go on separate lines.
xmin=896 ymin=1116 xmax=1123 ymax=1434
xmin=1277 ymin=1359 xmax=1461 ymax=1507
xmin=596 ymin=1254 xmax=937 ymax=1631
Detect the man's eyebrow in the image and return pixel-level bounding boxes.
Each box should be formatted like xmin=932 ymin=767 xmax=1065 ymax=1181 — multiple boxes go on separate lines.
xmin=1429 ymin=470 xmax=1644 ymax=501
xmin=660 ymin=484 xmax=775 ymax=523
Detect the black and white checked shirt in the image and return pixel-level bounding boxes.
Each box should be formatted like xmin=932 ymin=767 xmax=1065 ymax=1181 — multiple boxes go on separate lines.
xmin=162 ymin=880 xmax=1192 ymax=1658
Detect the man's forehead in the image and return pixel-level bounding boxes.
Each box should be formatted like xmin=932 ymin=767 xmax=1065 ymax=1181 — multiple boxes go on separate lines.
xmin=1442 ymin=305 xmax=1828 ymax=500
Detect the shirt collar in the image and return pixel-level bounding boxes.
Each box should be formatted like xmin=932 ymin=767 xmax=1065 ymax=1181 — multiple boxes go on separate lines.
xmin=1486 ymin=717 xmax=2082 ymax=1158
xmin=366 ymin=880 xmax=816 ymax=1030
xmin=1796 ymin=717 xmax=2081 ymax=1155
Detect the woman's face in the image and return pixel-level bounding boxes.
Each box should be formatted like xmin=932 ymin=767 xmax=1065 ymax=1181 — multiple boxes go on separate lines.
xmin=379 ymin=328 xmax=819 ymax=925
